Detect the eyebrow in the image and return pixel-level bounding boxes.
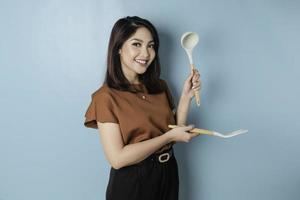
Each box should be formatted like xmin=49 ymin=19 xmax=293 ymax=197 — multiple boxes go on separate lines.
xmin=130 ymin=38 xmax=154 ymax=43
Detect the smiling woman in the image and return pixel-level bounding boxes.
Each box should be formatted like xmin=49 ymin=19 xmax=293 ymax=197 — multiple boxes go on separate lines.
xmin=83 ymin=16 xmax=199 ymax=200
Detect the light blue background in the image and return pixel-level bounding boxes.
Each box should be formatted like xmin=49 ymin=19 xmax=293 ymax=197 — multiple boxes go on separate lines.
xmin=1 ymin=0 xmax=300 ymax=199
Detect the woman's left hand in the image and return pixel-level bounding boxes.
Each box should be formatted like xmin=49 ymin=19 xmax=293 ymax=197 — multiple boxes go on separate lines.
xmin=182 ymin=69 xmax=202 ymax=100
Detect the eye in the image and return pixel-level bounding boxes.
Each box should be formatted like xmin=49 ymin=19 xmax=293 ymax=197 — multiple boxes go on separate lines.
xmin=132 ymin=42 xmax=141 ymax=47
xmin=148 ymin=44 xmax=155 ymax=49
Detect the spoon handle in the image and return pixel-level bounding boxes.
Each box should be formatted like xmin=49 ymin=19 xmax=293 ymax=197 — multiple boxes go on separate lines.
xmin=168 ymin=125 xmax=214 ymax=135
xmin=191 ymin=64 xmax=201 ymax=106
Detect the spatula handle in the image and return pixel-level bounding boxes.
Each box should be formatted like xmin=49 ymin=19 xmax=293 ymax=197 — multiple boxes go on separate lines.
xmin=168 ymin=125 xmax=214 ymax=135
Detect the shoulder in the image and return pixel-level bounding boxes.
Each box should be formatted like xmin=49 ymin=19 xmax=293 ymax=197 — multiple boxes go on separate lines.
xmin=90 ymin=84 xmax=116 ymax=101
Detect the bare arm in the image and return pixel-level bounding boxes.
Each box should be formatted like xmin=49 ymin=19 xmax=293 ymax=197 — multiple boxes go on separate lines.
xmin=177 ymin=68 xmax=201 ymax=125
xmin=97 ymin=121 xmax=196 ymax=169
xmin=97 ymin=121 xmax=173 ymax=170
xmin=176 ymin=94 xmax=191 ymax=126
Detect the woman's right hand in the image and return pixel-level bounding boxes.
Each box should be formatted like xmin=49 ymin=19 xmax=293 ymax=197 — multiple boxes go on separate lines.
xmin=166 ymin=124 xmax=199 ymax=143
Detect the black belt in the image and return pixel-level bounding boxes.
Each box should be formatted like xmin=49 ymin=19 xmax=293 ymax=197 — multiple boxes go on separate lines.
xmin=143 ymin=147 xmax=174 ymax=164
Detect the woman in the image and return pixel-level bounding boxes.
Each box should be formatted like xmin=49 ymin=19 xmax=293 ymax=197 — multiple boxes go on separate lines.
xmin=84 ymin=16 xmax=201 ymax=200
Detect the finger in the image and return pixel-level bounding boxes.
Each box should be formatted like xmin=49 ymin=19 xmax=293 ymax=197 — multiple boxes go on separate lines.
xmin=192 ymin=75 xmax=200 ymax=82
xmin=192 ymin=79 xmax=200 ymax=85
xmin=192 ymin=80 xmax=201 ymax=86
xmin=193 ymin=69 xmax=200 ymax=76
xmin=189 ymin=132 xmax=200 ymax=137
xmin=192 ymin=81 xmax=201 ymax=88
xmin=193 ymin=70 xmax=199 ymax=75
xmin=187 ymin=71 xmax=194 ymax=81
xmin=192 ymin=86 xmax=201 ymax=90
xmin=194 ymin=79 xmax=201 ymax=84
xmin=184 ymin=124 xmax=195 ymax=131
xmin=182 ymin=124 xmax=195 ymax=131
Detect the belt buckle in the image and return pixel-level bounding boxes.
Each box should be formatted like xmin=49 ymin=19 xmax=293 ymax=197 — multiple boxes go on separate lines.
xmin=158 ymin=152 xmax=170 ymax=163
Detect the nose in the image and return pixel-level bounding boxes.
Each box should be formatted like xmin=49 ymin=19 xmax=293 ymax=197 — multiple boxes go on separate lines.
xmin=140 ymin=46 xmax=150 ymax=58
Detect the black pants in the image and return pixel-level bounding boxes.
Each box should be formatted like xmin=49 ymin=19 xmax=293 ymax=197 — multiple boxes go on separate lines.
xmin=106 ymin=148 xmax=179 ymax=200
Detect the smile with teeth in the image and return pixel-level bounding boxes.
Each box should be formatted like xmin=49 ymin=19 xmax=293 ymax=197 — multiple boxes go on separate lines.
xmin=135 ymin=59 xmax=148 ymax=65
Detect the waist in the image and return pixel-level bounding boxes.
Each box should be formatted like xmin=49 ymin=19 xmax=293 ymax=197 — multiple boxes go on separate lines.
xmin=138 ymin=146 xmax=174 ymax=165
xmin=156 ymin=142 xmax=174 ymax=154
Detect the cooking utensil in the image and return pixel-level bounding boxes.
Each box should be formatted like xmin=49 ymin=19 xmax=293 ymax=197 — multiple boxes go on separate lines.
xmin=181 ymin=32 xmax=201 ymax=106
xmin=168 ymin=125 xmax=248 ymax=138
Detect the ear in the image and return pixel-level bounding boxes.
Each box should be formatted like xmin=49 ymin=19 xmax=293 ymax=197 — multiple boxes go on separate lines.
xmin=118 ymin=49 xmax=121 ymax=54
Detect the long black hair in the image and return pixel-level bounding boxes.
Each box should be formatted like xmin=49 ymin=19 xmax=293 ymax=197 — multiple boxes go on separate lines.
xmin=104 ymin=16 xmax=165 ymax=94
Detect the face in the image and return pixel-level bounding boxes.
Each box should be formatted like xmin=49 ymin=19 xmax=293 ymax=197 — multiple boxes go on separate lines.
xmin=119 ymin=27 xmax=156 ymax=82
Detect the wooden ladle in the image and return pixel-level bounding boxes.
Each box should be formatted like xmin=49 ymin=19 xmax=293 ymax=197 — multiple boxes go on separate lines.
xmin=181 ymin=32 xmax=201 ymax=106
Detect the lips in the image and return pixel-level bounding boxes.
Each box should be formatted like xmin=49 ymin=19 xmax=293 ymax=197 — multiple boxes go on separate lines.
xmin=135 ymin=59 xmax=148 ymax=65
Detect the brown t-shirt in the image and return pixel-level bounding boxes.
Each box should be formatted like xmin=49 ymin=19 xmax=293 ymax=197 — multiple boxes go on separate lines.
xmin=84 ymin=79 xmax=176 ymax=153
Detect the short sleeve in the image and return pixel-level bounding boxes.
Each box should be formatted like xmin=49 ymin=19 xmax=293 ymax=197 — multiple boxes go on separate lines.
xmin=84 ymin=92 xmax=119 ymax=129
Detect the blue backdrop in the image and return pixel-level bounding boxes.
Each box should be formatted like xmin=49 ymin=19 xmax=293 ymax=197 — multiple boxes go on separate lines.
xmin=1 ymin=0 xmax=299 ymax=199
